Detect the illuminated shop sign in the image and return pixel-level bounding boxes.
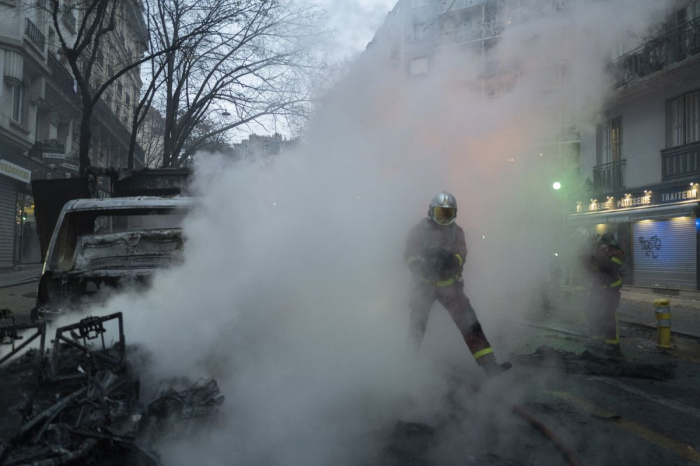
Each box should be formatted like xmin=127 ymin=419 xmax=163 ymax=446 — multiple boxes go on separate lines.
xmin=0 ymin=159 xmax=31 ymax=183
xmin=617 ymin=195 xmax=651 ymax=208
xmin=576 ymin=184 xmax=699 ymax=213
xmin=660 ymin=187 xmax=697 ymax=203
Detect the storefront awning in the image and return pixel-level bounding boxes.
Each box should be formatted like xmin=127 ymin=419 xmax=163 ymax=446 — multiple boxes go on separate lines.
xmin=567 ymin=203 xmax=698 ymax=226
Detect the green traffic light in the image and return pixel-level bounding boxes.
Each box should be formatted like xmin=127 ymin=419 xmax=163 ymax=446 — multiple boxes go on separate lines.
xmin=553 ymin=181 xmax=561 ymax=190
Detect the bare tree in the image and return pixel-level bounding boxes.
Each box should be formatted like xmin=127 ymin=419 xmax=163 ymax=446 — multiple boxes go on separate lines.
xmin=45 ymin=0 xmax=223 ymax=173
xmin=137 ymin=106 xmax=165 ymax=168
xmin=136 ymin=0 xmax=326 ymax=168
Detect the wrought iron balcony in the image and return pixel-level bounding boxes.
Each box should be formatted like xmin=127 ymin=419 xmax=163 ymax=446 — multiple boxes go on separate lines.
xmin=93 ymin=98 xmax=145 ymax=161
xmin=24 ymin=18 xmax=46 ymax=52
xmin=612 ymin=18 xmax=700 ymax=88
xmin=439 ymin=21 xmax=505 ymax=46
xmin=48 ymin=55 xmax=78 ymax=99
xmin=662 ymin=141 xmax=700 ymax=181
xmin=439 ymin=0 xmax=488 ymax=13
xmin=593 ymin=160 xmax=626 ymax=192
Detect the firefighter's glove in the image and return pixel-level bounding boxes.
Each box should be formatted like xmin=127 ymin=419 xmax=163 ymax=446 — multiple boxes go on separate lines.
xmin=427 ymin=248 xmax=459 ymax=273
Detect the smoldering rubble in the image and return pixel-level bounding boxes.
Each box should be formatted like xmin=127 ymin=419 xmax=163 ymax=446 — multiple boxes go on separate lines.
xmin=0 ymin=311 xmax=224 ymax=466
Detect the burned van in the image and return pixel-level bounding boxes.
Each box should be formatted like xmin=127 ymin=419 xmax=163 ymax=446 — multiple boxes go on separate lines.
xmin=34 ymin=196 xmax=195 ymax=319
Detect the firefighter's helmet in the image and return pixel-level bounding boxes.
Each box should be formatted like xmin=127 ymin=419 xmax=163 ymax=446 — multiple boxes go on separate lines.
xmin=428 ymin=192 xmax=458 ymax=226
xmin=601 ymin=233 xmax=616 ymax=245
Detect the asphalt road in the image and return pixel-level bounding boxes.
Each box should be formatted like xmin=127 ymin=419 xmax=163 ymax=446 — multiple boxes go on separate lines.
xmin=0 ymin=281 xmax=37 ymax=317
xmin=1 ymin=280 xmax=698 ymax=465
xmin=496 ymin=322 xmax=700 ymax=466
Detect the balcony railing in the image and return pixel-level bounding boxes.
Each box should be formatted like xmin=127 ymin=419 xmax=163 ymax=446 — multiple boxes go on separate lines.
xmin=48 ymin=54 xmax=78 ymax=99
xmin=24 ymin=18 xmax=46 ymax=52
xmin=93 ymin=98 xmax=145 ymax=161
xmin=593 ymin=160 xmax=626 ymax=192
xmin=440 ymin=21 xmax=505 ymax=46
xmin=662 ymin=141 xmax=700 ymax=181
xmin=439 ymin=0 xmax=487 ymax=13
xmin=612 ymin=18 xmax=700 ymax=88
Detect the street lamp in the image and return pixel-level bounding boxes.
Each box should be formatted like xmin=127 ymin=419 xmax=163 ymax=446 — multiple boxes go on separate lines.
xmin=553 ymin=181 xmax=562 ymax=190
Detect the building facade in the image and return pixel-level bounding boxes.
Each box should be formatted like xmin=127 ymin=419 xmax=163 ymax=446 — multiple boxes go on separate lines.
xmin=368 ymin=0 xmax=700 ymax=290
xmin=367 ymin=0 xmax=582 ymax=180
xmin=0 ymin=0 xmax=146 ymax=268
xmin=230 ymin=133 xmax=299 ymax=165
xmin=570 ymin=1 xmax=700 ymax=290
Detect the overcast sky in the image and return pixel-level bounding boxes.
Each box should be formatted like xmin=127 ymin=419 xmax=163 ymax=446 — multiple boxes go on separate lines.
xmin=319 ymin=0 xmax=397 ymax=61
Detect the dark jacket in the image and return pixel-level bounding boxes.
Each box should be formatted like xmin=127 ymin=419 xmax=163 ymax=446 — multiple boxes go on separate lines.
xmin=595 ymin=242 xmax=626 ymax=287
xmin=404 ymin=218 xmax=467 ymax=281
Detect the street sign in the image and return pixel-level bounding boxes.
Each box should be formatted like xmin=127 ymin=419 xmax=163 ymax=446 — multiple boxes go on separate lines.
xmin=42 ymin=139 xmax=66 ymax=160
xmin=60 ymin=163 xmax=79 ymax=172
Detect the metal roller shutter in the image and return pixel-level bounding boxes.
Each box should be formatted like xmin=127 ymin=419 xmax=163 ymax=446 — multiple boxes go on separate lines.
xmin=0 ymin=177 xmax=16 ymax=268
xmin=632 ymin=216 xmax=697 ymax=289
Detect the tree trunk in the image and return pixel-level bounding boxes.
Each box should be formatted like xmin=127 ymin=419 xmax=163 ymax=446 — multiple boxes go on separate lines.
xmin=78 ymin=107 xmax=93 ymax=175
xmin=127 ymin=111 xmax=139 ymax=169
xmin=161 ymin=52 xmax=176 ymax=168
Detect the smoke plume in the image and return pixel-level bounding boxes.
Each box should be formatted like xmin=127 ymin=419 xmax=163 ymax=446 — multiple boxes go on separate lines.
xmin=89 ymin=1 xmax=668 ymax=464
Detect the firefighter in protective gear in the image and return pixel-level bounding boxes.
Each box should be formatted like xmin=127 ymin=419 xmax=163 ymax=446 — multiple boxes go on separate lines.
xmin=404 ymin=192 xmax=512 ymax=377
xmin=588 ymin=232 xmax=626 ymax=356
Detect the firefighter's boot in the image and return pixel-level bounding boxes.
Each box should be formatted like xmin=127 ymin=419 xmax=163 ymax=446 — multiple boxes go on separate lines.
xmin=482 ymin=360 xmax=512 ymax=378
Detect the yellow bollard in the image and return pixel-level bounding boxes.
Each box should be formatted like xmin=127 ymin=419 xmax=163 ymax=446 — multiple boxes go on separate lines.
xmin=654 ymin=298 xmax=672 ymax=349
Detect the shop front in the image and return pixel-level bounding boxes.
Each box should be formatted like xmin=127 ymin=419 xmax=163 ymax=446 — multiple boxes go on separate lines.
xmin=0 ymin=144 xmax=66 ymax=268
xmin=568 ymin=184 xmax=700 ymax=290
xmin=0 ymin=157 xmax=33 ymax=268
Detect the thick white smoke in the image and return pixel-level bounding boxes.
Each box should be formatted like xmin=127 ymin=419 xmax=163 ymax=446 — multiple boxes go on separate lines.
xmin=87 ymin=1 xmax=669 ymax=464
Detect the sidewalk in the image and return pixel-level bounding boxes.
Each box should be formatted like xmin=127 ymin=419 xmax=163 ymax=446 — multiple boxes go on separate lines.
xmin=618 ymin=295 xmax=700 ymax=339
xmin=542 ymin=285 xmax=700 ymax=340
xmin=0 ymin=264 xmax=42 ymax=289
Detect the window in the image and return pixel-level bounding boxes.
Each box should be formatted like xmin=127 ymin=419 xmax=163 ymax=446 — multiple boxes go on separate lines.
xmin=412 ymin=0 xmax=429 ymax=7
xmin=413 ymin=22 xmax=428 ymax=41
xmin=117 ymin=80 xmax=123 ymax=96
xmin=10 ymin=84 xmax=22 ymax=123
xmin=410 ymin=56 xmax=428 ymax=76
xmin=670 ymin=90 xmax=700 ymax=147
xmin=596 ymin=117 xmax=622 ymax=165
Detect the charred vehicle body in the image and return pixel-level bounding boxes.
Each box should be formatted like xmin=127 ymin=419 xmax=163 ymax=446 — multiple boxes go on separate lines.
xmin=31 ymin=169 xmax=193 ymax=320
xmin=34 ymin=197 xmax=195 ymax=319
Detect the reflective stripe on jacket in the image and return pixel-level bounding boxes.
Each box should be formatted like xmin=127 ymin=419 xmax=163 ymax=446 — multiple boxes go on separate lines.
xmin=595 ymin=242 xmax=626 ymax=288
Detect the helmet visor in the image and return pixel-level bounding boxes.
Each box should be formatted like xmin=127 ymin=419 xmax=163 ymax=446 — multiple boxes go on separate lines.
xmin=432 ymin=207 xmax=456 ymax=225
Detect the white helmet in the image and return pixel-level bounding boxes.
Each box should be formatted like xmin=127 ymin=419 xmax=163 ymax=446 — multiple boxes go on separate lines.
xmin=428 ymin=192 xmax=457 ymax=226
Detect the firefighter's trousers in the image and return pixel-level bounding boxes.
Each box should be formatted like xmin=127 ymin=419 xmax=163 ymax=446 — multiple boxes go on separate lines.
xmin=408 ymin=279 xmax=494 ymax=364
xmin=587 ymin=286 xmax=621 ymax=347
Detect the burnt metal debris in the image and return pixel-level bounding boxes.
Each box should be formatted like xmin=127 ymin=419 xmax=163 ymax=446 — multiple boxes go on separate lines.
xmin=513 ymin=345 xmax=676 ymax=381
xmin=0 ymin=310 xmax=46 ymax=368
xmin=0 ymin=311 xmax=224 ymax=466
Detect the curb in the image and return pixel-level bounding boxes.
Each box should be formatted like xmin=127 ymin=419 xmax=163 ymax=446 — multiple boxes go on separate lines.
xmin=0 ymin=277 xmax=40 ymax=290
xmin=502 ymin=318 xmax=700 ymax=342
xmin=618 ymin=317 xmax=700 ymax=342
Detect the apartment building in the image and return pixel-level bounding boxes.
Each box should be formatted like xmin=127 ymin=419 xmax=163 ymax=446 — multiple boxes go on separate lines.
xmin=368 ymin=0 xmax=582 ymax=177
xmin=570 ymin=1 xmax=700 ymax=290
xmin=0 ymin=0 xmax=146 ymax=268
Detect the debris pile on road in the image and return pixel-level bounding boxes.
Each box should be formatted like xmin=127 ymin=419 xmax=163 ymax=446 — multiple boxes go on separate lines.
xmin=0 ymin=312 xmax=224 ymax=466
xmin=513 ymin=345 xmax=676 ymax=380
